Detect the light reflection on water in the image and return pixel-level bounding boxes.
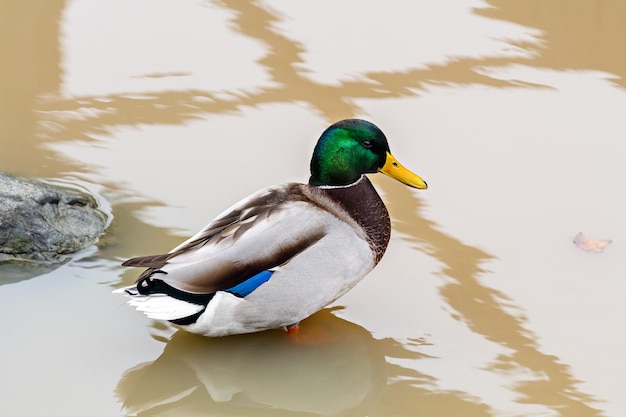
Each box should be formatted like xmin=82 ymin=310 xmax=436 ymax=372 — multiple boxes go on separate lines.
xmin=0 ymin=0 xmax=624 ymax=416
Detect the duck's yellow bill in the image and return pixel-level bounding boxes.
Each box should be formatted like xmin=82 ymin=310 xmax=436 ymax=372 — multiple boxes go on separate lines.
xmin=379 ymin=152 xmax=428 ymax=189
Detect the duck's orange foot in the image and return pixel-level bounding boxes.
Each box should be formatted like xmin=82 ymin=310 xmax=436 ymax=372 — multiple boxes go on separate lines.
xmin=285 ymin=323 xmax=300 ymax=334
xmin=285 ymin=323 xmax=336 ymax=345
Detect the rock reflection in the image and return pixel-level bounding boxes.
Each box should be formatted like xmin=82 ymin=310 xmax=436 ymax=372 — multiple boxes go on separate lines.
xmin=383 ymin=178 xmax=604 ymax=417
xmin=0 ymin=259 xmax=67 ymax=285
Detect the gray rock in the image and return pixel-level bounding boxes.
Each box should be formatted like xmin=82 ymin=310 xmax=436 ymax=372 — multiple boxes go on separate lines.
xmin=0 ymin=173 xmax=109 ymax=264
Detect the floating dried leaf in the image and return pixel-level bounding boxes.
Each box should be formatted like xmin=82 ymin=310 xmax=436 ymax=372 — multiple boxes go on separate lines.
xmin=572 ymin=232 xmax=612 ymax=253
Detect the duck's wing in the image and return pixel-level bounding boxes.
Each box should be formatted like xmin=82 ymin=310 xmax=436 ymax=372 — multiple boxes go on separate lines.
xmin=122 ymin=183 xmax=328 ymax=294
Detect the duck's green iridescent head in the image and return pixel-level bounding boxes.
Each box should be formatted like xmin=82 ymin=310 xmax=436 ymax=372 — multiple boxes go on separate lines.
xmin=309 ymin=119 xmax=428 ymax=189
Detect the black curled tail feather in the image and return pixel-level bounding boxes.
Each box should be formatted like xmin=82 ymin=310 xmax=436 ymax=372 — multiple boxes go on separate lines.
xmin=135 ymin=275 xmax=215 ymax=306
xmin=132 ymin=272 xmax=214 ymax=325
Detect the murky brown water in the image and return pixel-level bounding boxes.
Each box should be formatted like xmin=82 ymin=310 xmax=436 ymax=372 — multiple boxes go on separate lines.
xmin=1 ymin=1 xmax=624 ymax=416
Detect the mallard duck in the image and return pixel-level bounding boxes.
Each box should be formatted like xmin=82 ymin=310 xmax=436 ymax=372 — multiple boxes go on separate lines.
xmin=117 ymin=119 xmax=427 ymax=336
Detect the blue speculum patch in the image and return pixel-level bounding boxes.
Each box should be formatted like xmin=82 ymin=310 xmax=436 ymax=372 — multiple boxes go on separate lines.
xmin=226 ymin=270 xmax=273 ymax=297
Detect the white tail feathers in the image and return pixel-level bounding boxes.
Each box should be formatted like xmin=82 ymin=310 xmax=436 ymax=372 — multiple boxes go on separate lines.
xmin=114 ymin=286 xmax=204 ymax=320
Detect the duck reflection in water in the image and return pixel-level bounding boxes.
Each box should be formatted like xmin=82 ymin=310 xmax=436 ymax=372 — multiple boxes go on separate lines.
xmin=116 ymin=309 xmax=387 ymax=416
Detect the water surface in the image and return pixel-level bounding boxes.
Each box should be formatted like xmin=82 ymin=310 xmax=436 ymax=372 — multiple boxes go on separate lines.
xmin=1 ymin=1 xmax=624 ymax=416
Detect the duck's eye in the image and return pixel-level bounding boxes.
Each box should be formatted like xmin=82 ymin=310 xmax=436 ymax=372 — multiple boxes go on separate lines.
xmin=362 ymin=140 xmax=373 ymax=149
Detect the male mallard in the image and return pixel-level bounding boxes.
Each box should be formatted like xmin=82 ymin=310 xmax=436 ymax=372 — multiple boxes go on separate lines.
xmin=117 ymin=119 xmax=427 ymax=336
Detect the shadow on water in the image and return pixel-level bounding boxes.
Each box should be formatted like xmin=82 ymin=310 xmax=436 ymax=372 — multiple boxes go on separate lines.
xmin=384 ymin=178 xmax=604 ymax=416
xmin=0 ymin=0 xmax=66 ymax=177
xmin=32 ymin=0 xmax=626 ymax=150
xmin=35 ymin=0 xmax=535 ymax=142
xmin=116 ymin=309 xmax=491 ymax=417
xmin=476 ymin=0 xmax=626 ymax=89
xmin=7 ymin=0 xmax=625 ymax=174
